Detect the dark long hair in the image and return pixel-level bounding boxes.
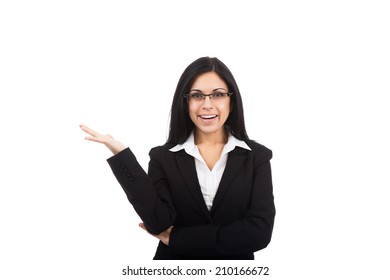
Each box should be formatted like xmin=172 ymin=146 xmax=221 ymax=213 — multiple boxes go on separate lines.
xmin=166 ymin=57 xmax=249 ymax=144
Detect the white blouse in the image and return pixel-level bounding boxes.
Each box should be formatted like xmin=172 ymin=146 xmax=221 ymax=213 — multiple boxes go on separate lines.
xmin=169 ymin=132 xmax=251 ymax=210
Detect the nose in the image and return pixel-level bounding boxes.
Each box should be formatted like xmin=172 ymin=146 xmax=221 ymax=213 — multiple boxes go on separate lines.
xmin=202 ymin=96 xmax=213 ymax=109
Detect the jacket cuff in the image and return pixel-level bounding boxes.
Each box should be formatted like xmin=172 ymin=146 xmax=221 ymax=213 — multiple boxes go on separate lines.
xmin=106 ymin=148 xmax=147 ymax=180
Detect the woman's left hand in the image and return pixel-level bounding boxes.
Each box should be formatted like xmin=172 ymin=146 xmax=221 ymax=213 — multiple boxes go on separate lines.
xmin=139 ymin=223 xmax=173 ymax=246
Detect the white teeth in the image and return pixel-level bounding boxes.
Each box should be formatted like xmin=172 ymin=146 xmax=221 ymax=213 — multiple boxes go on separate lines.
xmin=200 ymin=115 xmax=217 ymax=119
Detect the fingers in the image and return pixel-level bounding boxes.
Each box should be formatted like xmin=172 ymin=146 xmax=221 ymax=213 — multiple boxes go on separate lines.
xmin=138 ymin=223 xmax=170 ymax=245
xmin=139 ymin=223 xmax=147 ymax=231
xmin=139 ymin=223 xmax=156 ymax=237
xmin=80 ymin=124 xmax=107 ymax=143
xmin=79 ymin=124 xmax=100 ymax=137
xmin=84 ymin=136 xmax=105 ymax=144
xmin=80 ymin=124 xmax=125 ymax=155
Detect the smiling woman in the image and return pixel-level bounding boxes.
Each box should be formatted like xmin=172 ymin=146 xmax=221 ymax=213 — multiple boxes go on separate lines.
xmin=80 ymin=57 xmax=275 ymax=260
xmin=187 ymin=72 xmax=231 ymax=138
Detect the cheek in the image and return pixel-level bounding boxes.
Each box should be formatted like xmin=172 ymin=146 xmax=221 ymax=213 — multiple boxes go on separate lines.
xmin=188 ymin=104 xmax=199 ymax=120
xmin=218 ymin=103 xmax=230 ymax=116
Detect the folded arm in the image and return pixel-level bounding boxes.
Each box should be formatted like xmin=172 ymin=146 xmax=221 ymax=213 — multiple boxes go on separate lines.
xmin=168 ymin=159 xmax=275 ymax=257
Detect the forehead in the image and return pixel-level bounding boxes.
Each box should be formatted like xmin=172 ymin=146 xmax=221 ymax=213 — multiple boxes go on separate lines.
xmin=191 ymin=72 xmax=228 ymax=91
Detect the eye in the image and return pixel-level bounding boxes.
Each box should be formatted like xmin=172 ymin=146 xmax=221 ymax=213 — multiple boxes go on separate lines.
xmin=213 ymin=92 xmax=226 ymax=98
xmin=190 ymin=93 xmax=204 ymax=100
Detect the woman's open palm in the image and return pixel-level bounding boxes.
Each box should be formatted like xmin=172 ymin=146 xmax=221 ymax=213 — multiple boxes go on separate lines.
xmin=80 ymin=124 xmax=126 ymax=155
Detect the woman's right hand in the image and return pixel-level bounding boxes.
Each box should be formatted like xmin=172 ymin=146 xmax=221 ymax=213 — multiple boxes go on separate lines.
xmin=80 ymin=124 xmax=126 ymax=155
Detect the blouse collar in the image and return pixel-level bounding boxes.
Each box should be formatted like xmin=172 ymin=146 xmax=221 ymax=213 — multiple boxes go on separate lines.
xmin=169 ymin=131 xmax=251 ymax=155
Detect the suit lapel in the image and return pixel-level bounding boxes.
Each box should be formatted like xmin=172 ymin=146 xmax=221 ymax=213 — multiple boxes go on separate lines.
xmin=211 ymin=147 xmax=247 ymax=213
xmin=174 ymin=151 xmax=212 ymax=221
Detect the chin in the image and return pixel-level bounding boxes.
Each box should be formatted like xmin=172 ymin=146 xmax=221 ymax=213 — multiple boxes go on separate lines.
xmin=196 ymin=126 xmax=224 ymax=135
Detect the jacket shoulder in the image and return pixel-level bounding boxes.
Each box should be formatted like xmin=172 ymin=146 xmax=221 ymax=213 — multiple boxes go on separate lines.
xmin=245 ymin=140 xmax=273 ymax=163
xmin=148 ymin=143 xmax=176 ymax=159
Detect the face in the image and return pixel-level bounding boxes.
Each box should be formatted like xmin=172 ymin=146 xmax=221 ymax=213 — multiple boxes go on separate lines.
xmin=187 ymin=71 xmax=231 ymax=137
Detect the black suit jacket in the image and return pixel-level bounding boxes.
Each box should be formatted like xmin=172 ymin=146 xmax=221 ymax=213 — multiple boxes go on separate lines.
xmin=107 ymin=140 xmax=275 ymax=260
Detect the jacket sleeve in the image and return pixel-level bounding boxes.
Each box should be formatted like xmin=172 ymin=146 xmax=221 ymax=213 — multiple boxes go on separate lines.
xmin=106 ymin=147 xmax=176 ymax=235
xmin=168 ymin=149 xmax=275 ymax=257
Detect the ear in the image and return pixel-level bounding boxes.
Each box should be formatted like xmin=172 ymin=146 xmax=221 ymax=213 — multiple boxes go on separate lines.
xmin=230 ymin=101 xmax=234 ymax=112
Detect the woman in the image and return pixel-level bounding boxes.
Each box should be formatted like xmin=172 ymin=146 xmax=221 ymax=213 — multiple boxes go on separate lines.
xmin=80 ymin=57 xmax=275 ymax=260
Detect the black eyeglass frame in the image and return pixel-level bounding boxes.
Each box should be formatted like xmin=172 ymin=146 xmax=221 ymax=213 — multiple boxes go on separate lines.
xmin=184 ymin=92 xmax=234 ymax=101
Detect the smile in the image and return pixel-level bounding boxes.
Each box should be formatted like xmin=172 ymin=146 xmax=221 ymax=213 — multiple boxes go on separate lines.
xmin=199 ymin=115 xmax=218 ymax=119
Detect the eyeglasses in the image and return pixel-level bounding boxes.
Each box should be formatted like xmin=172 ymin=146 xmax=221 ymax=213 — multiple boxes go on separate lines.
xmin=184 ymin=92 xmax=233 ymax=103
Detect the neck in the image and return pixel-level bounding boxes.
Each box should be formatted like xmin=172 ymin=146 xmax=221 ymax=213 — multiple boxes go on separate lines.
xmin=194 ymin=129 xmax=228 ymax=145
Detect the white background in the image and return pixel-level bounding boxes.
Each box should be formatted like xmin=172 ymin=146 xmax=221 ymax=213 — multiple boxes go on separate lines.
xmin=1 ymin=0 xmax=389 ymax=279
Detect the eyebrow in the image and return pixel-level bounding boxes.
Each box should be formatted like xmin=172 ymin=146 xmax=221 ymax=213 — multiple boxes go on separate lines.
xmin=190 ymin=87 xmax=228 ymax=92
